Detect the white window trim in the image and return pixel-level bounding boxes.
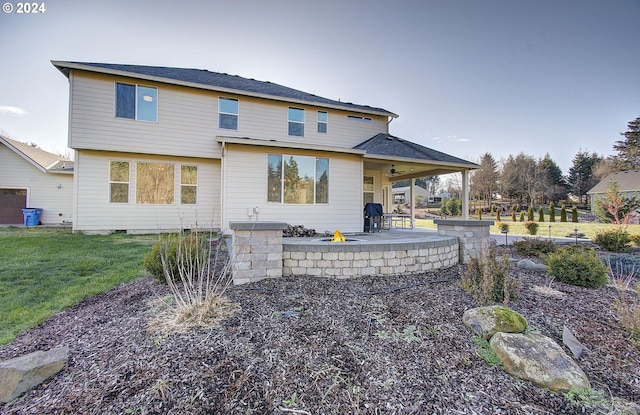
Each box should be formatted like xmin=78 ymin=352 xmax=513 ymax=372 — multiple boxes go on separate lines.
xmin=317 ymin=111 xmax=328 ymax=134
xmin=114 ymin=82 xmax=159 ymax=123
xmin=288 ymin=107 xmax=305 ymax=136
xmin=109 ymin=160 xmax=130 ymax=204
xmin=218 ymin=97 xmax=239 ymax=130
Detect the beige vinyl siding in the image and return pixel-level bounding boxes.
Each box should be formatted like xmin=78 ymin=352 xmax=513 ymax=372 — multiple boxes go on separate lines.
xmin=231 ymin=96 xmax=388 ymax=147
xmin=0 ymin=145 xmax=73 ymax=224
xmin=73 ymin=150 xmax=220 ymax=233
xmin=69 ymin=72 xmax=222 ymax=158
xmin=68 ymin=71 xmax=388 ymax=159
xmin=222 ymin=144 xmax=363 ymax=233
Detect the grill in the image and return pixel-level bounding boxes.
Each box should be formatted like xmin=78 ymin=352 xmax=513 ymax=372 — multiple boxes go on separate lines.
xmin=363 ymin=203 xmax=383 ymax=233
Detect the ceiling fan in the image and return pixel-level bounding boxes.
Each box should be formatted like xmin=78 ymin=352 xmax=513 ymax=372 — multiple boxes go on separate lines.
xmin=389 ymin=164 xmax=405 ymax=176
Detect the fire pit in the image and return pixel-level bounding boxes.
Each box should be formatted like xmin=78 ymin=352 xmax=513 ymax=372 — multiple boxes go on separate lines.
xmin=282 ymin=232 xmax=459 ymax=279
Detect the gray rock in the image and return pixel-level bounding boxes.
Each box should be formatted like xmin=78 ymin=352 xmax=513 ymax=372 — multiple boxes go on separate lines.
xmin=490 ymin=332 xmax=590 ymax=393
xmin=562 ymin=325 xmax=586 ymax=359
xmin=517 ymin=258 xmax=548 ymax=271
xmin=0 ymin=345 xmax=69 ymax=403
xmin=462 ymin=305 xmax=527 ymax=340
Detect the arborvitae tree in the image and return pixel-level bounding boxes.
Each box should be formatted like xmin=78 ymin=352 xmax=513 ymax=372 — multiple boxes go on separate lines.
xmin=549 ymin=202 xmax=556 ymax=222
xmin=538 ymin=207 xmax=545 ymax=222
xmin=511 ymin=210 xmax=516 ymax=222
xmin=527 ymin=206 xmax=534 ymax=222
xmin=571 ymin=206 xmax=579 ymax=223
xmin=560 ymin=204 xmax=567 ymax=222
xmin=440 ymin=197 xmax=449 ymax=216
xmin=478 ymin=209 xmax=482 ymax=220
xmin=520 ymin=211 xmax=525 ymax=222
xmin=496 ymin=210 xmax=501 ymax=222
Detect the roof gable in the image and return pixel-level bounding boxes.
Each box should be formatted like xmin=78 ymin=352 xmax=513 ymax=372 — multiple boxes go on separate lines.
xmin=355 ymin=133 xmax=477 ymax=168
xmin=52 ymin=61 xmax=397 ymax=118
xmin=0 ymin=135 xmax=73 ymax=173
xmin=588 ymin=170 xmax=640 ymax=194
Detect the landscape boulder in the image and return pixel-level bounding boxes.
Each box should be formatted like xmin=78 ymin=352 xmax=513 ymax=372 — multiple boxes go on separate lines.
xmin=462 ymin=305 xmax=527 ymax=340
xmin=516 ymin=258 xmax=548 ymax=272
xmin=0 ymin=345 xmax=69 ymax=403
xmin=490 ymin=332 xmax=590 ymax=393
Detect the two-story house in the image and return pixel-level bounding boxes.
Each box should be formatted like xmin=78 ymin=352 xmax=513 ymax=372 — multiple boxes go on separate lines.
xmin=53 ymin=61 xmax=477 ymax=234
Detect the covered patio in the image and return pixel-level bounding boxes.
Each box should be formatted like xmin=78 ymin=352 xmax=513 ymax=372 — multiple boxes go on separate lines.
xmin=355 ymin=133 xmax=479 ymax=226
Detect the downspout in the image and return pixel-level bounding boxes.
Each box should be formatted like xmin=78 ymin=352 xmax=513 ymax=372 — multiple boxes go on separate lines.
xmin=410 ymin=178 xmax=415 ymax=228
xmin=220 ymin=139 xmax=227 ymax=233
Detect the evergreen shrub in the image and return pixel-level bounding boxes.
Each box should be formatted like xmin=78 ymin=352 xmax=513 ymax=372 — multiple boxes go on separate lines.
xmin=593 ymin=229 xmax=632 ymax=252
xmin=546 ymin=245 xmax=608 ymax=288
xmin=524 ymin=221 xmax=539 ymax=235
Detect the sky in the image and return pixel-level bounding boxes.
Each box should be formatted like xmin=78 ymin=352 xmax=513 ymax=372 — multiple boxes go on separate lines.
xmin=0 ymin=0 xmax=638 ymax=173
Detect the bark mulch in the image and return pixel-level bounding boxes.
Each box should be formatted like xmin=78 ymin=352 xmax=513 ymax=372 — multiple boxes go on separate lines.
xmin=1 ymin=248 xmax=639 ymax=414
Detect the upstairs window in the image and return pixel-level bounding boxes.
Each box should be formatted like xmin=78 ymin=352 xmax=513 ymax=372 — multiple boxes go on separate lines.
xmin=219 ymin=98 xmax=238 ymax=130
xmin=317 ymin=111 xmax=328 ymax=133
xmin=115 ymin=83 xmax=157 ymax=122
xmin=288 ymin=107 xmax=305 ymax=136
xmin=347 ymin=115 xmax=372 ymax=122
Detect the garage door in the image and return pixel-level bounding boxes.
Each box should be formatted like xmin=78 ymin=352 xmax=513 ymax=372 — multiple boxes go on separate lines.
xmin=0 ymin=189 xmax=27 ymax=224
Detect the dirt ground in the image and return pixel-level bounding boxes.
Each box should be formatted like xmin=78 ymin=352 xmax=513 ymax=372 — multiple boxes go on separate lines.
xmin=1 ymin=246 xmax=639 ymax=415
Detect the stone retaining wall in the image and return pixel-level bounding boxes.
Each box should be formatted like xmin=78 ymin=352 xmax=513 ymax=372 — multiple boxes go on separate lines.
xmin=282 ymin=237 xmax=458 ymax=279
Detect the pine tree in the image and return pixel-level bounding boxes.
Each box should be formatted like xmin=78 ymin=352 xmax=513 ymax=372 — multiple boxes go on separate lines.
xmin=549 ymin=202 xmax=556 ymax=222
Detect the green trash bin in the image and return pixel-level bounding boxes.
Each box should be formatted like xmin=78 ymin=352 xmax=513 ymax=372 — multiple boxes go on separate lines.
xmin=22 ymin=208 xmax=43 ymax=226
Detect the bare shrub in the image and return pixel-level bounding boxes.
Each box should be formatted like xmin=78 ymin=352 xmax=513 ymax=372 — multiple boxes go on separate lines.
xmin=612 ymin=285 xmax=640 ymax=341
xmin=461 ymin=245 xmax=521 ymax=306
xmin=148 ymin=229 xmax=238 ymax=334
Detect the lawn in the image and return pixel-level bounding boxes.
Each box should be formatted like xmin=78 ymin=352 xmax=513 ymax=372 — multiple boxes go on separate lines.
xmin=415 ymin=218 xmax=640 ymax=240
xmin=0 ymin=227 xmax=156 ymax=345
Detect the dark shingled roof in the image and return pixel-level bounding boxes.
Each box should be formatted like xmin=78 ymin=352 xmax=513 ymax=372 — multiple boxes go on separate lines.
xmin=54 ymin=61 xmax=396 ymax=117
xmin=355 ymin=133 xmax=477 ymax=167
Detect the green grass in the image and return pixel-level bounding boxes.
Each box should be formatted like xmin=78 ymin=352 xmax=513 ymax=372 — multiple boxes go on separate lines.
xmin=415 ymin=218 xmax=640 ymax=240
xmin=0 ymin=227 xmax=156 ymax=345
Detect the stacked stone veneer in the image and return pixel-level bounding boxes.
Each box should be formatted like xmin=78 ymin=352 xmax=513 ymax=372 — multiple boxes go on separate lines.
xmin=433 ymin=219 xmax=494 ymax=264
xmin=229 ymin=222 xmax=289 ymax=285
xmin=282 ymin=237 xmax=458 ymax=279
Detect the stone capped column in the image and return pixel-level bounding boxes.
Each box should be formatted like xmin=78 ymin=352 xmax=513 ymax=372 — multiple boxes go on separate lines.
xmin=434 ymin=219 xmax=494 ymax=264
xmin=229 ymin=222 xmax=289 ymax=285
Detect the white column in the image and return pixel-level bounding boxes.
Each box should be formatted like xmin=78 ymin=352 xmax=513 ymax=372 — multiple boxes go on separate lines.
xmin=410 ymin=178 xmax=415 ymax=228
xmin=462 ymin=170 xmax=470 ymax=220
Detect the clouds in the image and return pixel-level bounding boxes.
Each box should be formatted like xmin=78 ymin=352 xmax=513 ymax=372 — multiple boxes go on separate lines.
xmin=0 ymin=106 xmax=27 ymax=116
xmin=432 ymin=136 xmax=469 ymax=143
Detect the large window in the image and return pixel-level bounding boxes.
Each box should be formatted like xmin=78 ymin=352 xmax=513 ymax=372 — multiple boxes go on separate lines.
xmin=136 ymin=163 xmax=175 ymax=204
xmin=219 ymin=98 xmax=238 ymax=130
xmin=181 ymin=165 xmax=198 ymax=204
xmin=115 ymin=83 xmax=158 ymax=122
xmin=268 ymin=154 xmax=329 ymax=204
xmin=317 ymin=111 xmax=327 ymax=133
xmin=109 ymin=161 xmax=130 ymax=203
xmin=288 ymin=107 xmax=305 ymax=136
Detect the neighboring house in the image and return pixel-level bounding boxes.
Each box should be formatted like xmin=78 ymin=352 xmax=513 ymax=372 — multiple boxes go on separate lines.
xmin=392 ymin=185 xmax=432 ymax=205
xmin=0 ymin=135 xmax=73 ymax=224
xmin=53 ymin=61 xmax=477 ymax=234
xmin=587 ymin=170 xmax=640 ymax=223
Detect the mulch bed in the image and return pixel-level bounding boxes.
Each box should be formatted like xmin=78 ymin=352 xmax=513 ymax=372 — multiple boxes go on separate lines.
xmin=1 ymin=246 xmax=639 ymax=414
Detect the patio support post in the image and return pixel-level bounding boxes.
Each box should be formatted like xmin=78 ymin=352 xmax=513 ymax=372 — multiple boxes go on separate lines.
xmin=410 ymin=178 xmax=415 ymax=228
xmin=462 ymin=170 xmax=470 ymax=220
